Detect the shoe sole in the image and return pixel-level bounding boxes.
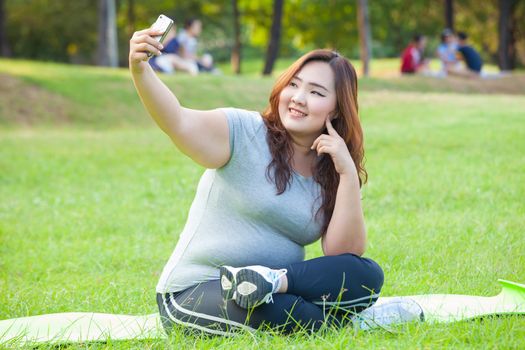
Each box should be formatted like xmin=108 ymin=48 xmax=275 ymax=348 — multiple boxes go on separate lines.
xmin=235 ymin=268 xmax=272 ymax=309
xmin=219 ymin=266 xmax=237 ymax=300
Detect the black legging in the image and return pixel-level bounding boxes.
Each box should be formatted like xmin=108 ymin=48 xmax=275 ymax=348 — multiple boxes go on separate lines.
xmin=157 ymin=254 xmax=384 ymax=335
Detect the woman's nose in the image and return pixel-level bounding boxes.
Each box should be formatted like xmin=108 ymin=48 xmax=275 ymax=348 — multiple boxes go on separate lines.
xmin=291 ymin=91 xmax=306 ymax=105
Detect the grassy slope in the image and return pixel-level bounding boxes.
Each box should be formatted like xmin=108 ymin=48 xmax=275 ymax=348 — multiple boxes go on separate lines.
xmin=0 ymin=59 xmax=524 ymax=349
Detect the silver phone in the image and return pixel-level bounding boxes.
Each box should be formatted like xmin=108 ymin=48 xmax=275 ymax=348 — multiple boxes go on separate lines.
xmin=147 ymin=14 xmax=174 ymax=58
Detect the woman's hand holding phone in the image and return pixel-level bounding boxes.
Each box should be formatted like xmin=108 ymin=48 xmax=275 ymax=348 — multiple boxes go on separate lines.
xmin=129 ymin=14 xmax=174 ymax=74
xmin=129 ymin=28 xmax=165 ymax=73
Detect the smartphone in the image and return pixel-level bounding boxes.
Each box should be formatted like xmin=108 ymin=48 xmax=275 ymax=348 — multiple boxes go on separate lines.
xmin=147 ymin=14 xmax=174 ymax=58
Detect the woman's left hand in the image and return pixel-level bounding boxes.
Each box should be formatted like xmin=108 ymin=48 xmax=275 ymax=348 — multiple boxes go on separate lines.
xmin=311 ymin=119 xmax=357 ymax=176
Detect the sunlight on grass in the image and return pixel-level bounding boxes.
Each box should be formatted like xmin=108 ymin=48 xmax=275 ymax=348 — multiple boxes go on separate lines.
xmin=0 ymin=59 xmax=524 ymax=349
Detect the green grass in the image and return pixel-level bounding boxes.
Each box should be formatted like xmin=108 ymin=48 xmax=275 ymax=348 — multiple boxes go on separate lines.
xmin=0 ymin=59 xmax=524 ymax=349
xmin=215 ymin=56 xmax=504 ymax=76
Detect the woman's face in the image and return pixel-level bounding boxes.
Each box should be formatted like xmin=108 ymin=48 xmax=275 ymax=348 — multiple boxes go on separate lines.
xmin=278 ymin=61 xmax=337 ymax=143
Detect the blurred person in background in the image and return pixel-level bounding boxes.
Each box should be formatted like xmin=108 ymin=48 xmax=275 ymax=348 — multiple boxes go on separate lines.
xmin=177 ymin=18 xmax=219 ymax=74
xmin=436 ymin=28 xmax=460 ymax=76
xmin=456 ymin=32 xmax=483 ymax=76
xmin=149 ymin=25 xmax=199 ymax=75
xmin=400 ymin=34 xmax=429 ymax=74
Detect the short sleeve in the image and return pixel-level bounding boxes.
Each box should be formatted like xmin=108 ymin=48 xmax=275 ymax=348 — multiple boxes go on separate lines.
xmin=219 ymin=107 xmax=263 ymax=165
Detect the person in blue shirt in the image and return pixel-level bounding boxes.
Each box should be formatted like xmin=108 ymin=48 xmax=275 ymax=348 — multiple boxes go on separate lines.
xmin=436 ymin=28 xmax=459 ymax=75
xmin=457 ymin=32 xmax=483 ymax=74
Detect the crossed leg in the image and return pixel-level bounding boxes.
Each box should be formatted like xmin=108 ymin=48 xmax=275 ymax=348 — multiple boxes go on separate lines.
xmin=157 ymin=254 xmax=384 ymax=335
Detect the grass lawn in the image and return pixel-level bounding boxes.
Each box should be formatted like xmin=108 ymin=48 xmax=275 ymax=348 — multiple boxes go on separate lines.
xmin=0 ymin=58 xmax=524 ymax=349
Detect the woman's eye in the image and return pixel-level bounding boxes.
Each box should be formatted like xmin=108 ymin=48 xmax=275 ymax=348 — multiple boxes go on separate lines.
xmin=289 ymin=82 xmax=297 ymax=87
xmin=312 ymin=91 xmax=325 ymax=97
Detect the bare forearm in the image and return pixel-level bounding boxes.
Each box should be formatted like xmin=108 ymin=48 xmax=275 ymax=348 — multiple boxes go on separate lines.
xmin=128 ymin=28 xmax=230 ymax=169
xmin=130 ymin=63 xmax=184 ymax=135
xmin=323 ymin=172 xmax=366 ymax=256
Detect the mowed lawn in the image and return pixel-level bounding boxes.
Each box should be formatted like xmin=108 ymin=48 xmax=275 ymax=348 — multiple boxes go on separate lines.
xmin=0 ymin=59 xmax=524 ymax=349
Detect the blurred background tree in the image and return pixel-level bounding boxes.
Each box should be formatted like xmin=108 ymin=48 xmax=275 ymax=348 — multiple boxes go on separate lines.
xmin=98 ymin=0 xmax=118 ymax=67
xmin=262 ymin=0 xmax=283 ymax=75
xmin=1 ymin=0 xmax=523 ymax=72
xmin=0 ymin=0 xmax=10 ymax=56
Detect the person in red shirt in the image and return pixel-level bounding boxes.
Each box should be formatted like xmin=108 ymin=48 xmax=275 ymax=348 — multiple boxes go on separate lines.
xmin=400 ymin=34 xmax=428 ymax=74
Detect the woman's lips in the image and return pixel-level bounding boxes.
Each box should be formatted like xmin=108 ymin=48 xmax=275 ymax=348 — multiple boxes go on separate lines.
xmin=289 ymin=107 xmax=307 ymax=118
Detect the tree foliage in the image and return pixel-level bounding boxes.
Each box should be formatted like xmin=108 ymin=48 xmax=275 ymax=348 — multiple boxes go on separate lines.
xmin=6 ymin=0 xmax=98 ymax=62
xmin=3 ymin=0 xmax=524 ymax=68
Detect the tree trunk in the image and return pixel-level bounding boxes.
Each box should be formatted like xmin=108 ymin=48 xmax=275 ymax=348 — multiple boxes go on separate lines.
xmin=357 ymin=0 xmax=371 ymax=77
xmin=0 ymin=0 xmax=11 ymax=57
xmin=97 ymin=0 xmax=118 ymax=67
xmin=262 ymin=0 xmax=283 ymax=76
xmin=126 ymin=0 xmax=136 ymax=41
xmin=498 ymin=0 xmax=517 ymax=70
xmin=231 ymin=0 xmax=241 ymax=74
xmin=444 ymin=0 xmax=454 ymax=30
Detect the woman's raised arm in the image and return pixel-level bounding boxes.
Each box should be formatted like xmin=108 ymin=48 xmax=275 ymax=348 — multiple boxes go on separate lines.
xmin=312 ymin=119 xmax=367 ymax=256
xmin=129 ymin=28 xmax=230 ymax=169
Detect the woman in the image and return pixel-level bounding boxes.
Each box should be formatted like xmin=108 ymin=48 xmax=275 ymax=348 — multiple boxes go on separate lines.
xmin=129 ymin=27 xmax=384 ymax=335
xmin=436 ymin=28 xmax=460 ymax=76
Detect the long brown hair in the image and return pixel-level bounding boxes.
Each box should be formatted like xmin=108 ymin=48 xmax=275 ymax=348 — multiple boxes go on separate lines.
xmin=262 ymin=49 xmax=367 ymax=235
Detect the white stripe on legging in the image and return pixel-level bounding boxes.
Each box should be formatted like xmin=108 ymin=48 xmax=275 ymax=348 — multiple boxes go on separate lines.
xmin=168 ymin=293 xmax=256 ymax=332
xmin=312 ymin=293 xmax=380 ymax=306
xmin=162 ymin=294 xmax=233 ymax=336
xmin=161 ymin=293 xmax=256 ymax=336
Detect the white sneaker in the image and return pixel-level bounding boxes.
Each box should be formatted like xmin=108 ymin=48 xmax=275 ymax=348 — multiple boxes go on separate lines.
xmin=220 ymin=265 xmax=287 ymax=309
xmin=353 ymin=297 xmax=424 ymax=331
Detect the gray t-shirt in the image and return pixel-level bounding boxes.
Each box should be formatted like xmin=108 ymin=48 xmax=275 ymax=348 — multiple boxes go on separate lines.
xmin=177 ymin=30 xmax=198 ymax=57
xmin=156 ymin=108 xmax=323 ymax=293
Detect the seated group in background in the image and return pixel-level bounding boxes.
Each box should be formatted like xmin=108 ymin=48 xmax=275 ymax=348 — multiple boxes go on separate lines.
xmin=149 ymin=18 xmax=218 ymax=75
xmin=400 ymin=29 xmax=484 ymax=78
xmin=149 ymin=26 xmax=196 ymax=75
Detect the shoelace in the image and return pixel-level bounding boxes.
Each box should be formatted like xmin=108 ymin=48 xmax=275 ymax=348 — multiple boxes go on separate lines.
xmin=266 ymin=268 xmax=288 ymax=304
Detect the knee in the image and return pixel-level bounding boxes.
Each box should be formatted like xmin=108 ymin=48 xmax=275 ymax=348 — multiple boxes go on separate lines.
xmin=339 ymin=253 xmax=384 ymax=294
xmin=356 ymin=257 xmax=384 ymax=297
xmin=367 ymin=258 xmax=384 ymax=294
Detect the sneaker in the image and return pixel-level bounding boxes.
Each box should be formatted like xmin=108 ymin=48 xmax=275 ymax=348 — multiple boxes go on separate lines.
xmin=219 ymin=265 xmax=241 ymax=301
xmin=353 ymin=297 xmax=424 ymax=331
xmin=220 ymin=265 xmax=287 ymax=309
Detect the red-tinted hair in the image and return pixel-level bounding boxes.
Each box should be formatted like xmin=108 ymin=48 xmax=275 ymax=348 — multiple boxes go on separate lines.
xmin=262 ymin=49 xmax=367 ymax=235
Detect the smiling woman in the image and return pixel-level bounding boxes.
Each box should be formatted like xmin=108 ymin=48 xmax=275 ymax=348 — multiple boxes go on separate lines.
xmin=129 ymin=24 xmax=383 ymax=335
xmin=263 ymin=52 xmax=366 ymax=243
xmin=278 ymin=62 xmax=337 ymax=139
